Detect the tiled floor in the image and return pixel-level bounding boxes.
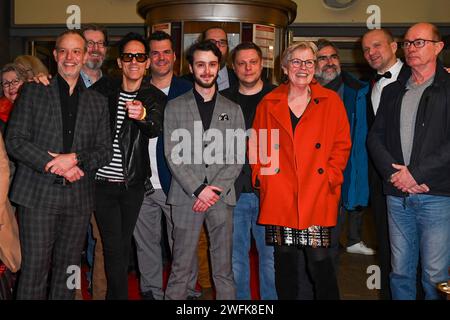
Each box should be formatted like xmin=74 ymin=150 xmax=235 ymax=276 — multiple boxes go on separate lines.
xmin=338 ymin=209 xmax=380 ymax=300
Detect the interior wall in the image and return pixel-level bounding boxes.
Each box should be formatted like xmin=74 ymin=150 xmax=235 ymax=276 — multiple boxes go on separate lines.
xmin=14 ymin=0 xmax=450 ymax=26
xmin=293 ymin=0 xmax=450 ymax=24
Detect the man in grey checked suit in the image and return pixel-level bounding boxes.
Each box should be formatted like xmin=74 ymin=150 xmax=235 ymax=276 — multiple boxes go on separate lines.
xmin=6 ymin=30 xmax=112 ymax=299
xmin=164 ymin=41 xmax=245 ymax=300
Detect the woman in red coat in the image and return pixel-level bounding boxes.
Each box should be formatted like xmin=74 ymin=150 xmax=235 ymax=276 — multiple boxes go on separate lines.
xmin=249 ymin=41 xmax=351 ymax=299
xmin=0 ymin=63 xmax=27 ymax=134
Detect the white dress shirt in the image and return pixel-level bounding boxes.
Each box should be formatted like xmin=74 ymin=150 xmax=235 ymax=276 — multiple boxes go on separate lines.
xmin=371 ymin=59 xmax=403 ymax=115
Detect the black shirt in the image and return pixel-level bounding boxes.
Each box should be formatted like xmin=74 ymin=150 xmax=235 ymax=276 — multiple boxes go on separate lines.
xmin=290 ymin=108 xmax=302 ymax=132
xmin=57 ymin=74 xmax=81 ymax=153
xmin=192 ymin=88 xmax=218 ymax=197
xmin=193 ymin=88 xmax=217 ymax=131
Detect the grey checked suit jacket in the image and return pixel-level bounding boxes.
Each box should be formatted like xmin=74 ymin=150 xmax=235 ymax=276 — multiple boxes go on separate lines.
xmin=164 ymin=90 xmax=245 ymax=206
xmin=6 ymin=78 xmax=112 ymax=211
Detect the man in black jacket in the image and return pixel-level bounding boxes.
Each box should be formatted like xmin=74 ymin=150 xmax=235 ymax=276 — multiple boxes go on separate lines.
xmin=362 ymin=28 xmax=403 ymax=300
xmin=367 ymin=23 xmax=449 ymax=300
xmin=92 ymin=32 xmax=165 ymax=299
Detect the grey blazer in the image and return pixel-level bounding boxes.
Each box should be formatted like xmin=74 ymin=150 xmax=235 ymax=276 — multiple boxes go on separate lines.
xmin=164 ymin=90 xmax=245 ymax=206
xmin=6 ymin=79 xmax=112 ymax=211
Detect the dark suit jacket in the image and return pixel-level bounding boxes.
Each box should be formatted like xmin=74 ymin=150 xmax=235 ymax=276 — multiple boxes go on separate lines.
xmin=6 ymin=78 xmax=112 ymax=211
xmin=156 ymin=76 xmax=192 ymax=195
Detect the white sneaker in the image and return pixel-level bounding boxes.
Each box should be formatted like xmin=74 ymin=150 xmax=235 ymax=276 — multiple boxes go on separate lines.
xmin=346 ymin=241 xmax=376 ymax=255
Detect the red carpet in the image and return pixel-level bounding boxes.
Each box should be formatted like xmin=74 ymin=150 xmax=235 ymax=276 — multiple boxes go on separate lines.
xmin=81 ymin=242 xmax=261 ymax=300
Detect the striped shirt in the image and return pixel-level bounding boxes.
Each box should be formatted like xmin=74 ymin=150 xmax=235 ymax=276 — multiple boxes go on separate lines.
xmin=96 ymin=90 xmax=138 ymax=181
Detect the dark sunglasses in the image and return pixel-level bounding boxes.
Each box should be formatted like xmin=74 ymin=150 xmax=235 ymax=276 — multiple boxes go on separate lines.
xmin=120 ymin=53 xmax=148 ymax=63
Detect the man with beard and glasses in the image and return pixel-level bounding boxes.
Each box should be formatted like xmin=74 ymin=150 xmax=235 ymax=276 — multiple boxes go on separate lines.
xmin=314 ymin=39 xmax=373 ymax=274
xmin=163 ymin=40 xmax=245 ymax=300
xmin=78 ymin=24 xmax=111 ymax=300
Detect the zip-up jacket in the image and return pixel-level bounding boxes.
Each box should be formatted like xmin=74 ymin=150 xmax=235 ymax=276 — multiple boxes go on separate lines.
xmin=367 ymin=61 xmax=450 ymax=197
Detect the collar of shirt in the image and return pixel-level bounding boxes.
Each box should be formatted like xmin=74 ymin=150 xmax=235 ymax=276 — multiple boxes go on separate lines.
xmin=193 ymin=87 xmax=217 ymax=105
xmin=217 ymin=66 xmax=230 ymax=91
xmin=376 ymin=59 xmax=403 ymax=86
xmin=80 ymin=69 xmax=102 ymax=88
xmin=371 ymin=59 xmax=404 ymax=115
xmin=57 ymin=73 xmax=82 ymax=96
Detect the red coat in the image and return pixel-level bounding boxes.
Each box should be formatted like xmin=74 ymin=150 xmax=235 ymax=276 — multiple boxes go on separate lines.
xmin=0 ymin=96 xmax=13 ymax=123
xmin=250 ymin=83 xmax=351 ymax=229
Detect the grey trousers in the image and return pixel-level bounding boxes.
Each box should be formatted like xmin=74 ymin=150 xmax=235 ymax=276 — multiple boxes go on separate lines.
xmin=133 ymin=189 xmax=198 ymax=299
xmin=165 ymin=200 xmax=236 ymax=300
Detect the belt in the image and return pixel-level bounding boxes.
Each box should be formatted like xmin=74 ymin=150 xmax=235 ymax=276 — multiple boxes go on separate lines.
xmin=53 ymin=176 xmax=71 ymax=187
xmin=95 ymin=176 xmax=125 ymax=184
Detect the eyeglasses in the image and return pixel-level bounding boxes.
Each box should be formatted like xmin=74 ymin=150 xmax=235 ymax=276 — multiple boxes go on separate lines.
xmin=1 ymin=78 xmax=22 ymax=89
xmin=401 ymin=39 xmax=441 ymax=49
xmin=317 ymin=54 xmax=339 ymax=63
xmin=288 ymin=59 xmax=316 ymax=69
xmin=120 ymin=53 xmax=148 ymax=63
xmin=208 ymin=39 xmax=228 ymax=47
xmin=87 ymin=40 xmax=107 ymax=48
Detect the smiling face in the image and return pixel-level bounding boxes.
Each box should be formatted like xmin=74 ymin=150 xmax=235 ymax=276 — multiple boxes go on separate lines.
xmin=232 ymin=48 xmax=263 ymax=88
xmin=1 ymin=70 xmax=24 ymax=103
xmin=315 ymin=45 xmax=341 ymax=85
xmin=83 ymin=30 xmax=107 ymax=70
xmin=282 ymin=47 xmax=316 ymax=88
xmin=53 ymin=33 xmax=87 ymax=81
xmin=189 ymin=50 xmax=219 ymax=89
xmin=149 ymin=39 xmax=175 ymax=78
xmin=117 ymin=40 xmax=150 ymax=83
xmin=362 ymin=29 xmax=398 ymax=73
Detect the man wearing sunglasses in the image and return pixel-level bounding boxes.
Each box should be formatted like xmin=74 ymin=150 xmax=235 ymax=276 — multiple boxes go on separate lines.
xmin=368 ymin=23 xmax=449 ymax=300
xmin=92 ymin=32 xmax=165 ymax=299
xmin=133 ymin=31 xmax=198 ymax=300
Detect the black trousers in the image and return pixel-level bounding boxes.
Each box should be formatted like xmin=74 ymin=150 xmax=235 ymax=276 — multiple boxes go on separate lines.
xmin=274 ymin=245 xmax=340 ymax=300
xmin=368 ymin=161 xmax=391 ymax=300
xmin=94 ymin=181 xmax=144 ymax=300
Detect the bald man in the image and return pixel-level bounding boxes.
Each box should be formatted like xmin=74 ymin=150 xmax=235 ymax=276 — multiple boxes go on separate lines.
xmin=367 ymin=23 xmax=449 ymax=300
xmin=362 ymin=28 xmax=403 ymax=300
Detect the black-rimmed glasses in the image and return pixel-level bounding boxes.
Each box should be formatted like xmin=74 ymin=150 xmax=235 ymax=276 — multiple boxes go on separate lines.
xmin=401 ymin=39 xmax=441 ymax=49
xmin=1 ymin=78 xmax=21 ymax=88
xmin=87 ymin=40 xmax=107 ymax=48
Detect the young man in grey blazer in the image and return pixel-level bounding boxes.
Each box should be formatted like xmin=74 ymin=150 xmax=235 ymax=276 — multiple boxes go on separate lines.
xmin=6 ymin=30 xmax=112 ymax=299
xmin=163 ymin=41 xmax=245 ymax=300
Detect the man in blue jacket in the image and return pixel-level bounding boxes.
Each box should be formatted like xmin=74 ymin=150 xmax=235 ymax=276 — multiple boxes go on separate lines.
xmin=315 ymin=39 xmax=374 ymax=263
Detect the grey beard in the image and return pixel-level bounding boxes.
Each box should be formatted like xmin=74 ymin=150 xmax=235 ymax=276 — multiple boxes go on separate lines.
xmin=315 ymin=69 xmax=340 ymax=85
xmin=85 ymin=60 xmax=103 ymax=70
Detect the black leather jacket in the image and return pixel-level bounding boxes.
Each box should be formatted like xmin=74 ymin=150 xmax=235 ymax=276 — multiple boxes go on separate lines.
xmin=92 ymin=77 xmax=166 ymax=187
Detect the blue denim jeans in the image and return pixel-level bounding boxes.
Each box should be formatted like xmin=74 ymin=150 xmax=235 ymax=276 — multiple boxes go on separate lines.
xmin=232 ymin=193 xmax=277 ymax=300
xmin=386 ymin=194 xmax=450 ymax=300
